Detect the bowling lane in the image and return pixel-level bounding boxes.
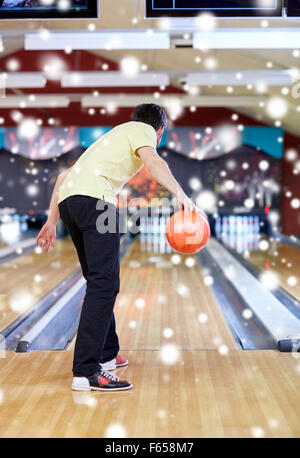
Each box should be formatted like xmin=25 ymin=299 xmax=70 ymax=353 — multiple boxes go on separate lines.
xmin=218 ymin=232 xmax=300 ymax=302
xmin=0 ymin=238 xmax=80 ymax=331
xmin=1 ymin=349 xmax=299 ymax=438
xmin=68 ymin=236 xmax=238 ymax=351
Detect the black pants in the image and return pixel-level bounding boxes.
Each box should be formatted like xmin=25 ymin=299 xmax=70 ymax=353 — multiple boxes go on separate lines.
xmin=58 ymin=195 xmax=120 ymax=377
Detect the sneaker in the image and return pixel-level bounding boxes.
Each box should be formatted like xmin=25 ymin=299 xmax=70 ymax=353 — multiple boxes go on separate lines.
xmin=72 ymin=368 xmax=133 ymax=392
xmin=101 ymin=354 xmax=128 ymax=371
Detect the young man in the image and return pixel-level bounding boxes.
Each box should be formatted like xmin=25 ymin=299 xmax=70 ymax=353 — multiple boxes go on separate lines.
xmin=36 ymin=103 xmax=197 ymax=392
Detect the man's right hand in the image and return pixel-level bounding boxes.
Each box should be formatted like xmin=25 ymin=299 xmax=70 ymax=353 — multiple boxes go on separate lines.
xmin=175 ymin=191 xmax=196 ymax=215
xmin=175 ymin=191 xmax=207 ymax=220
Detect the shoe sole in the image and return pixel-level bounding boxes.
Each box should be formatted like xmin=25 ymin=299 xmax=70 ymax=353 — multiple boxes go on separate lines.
xmin=102 ymin=362 xmax=128 ymax=370
xmin=116 ymin=362 xmax=128 ymax=367
xmin=72 ymin=383 xmax=133 ymax=392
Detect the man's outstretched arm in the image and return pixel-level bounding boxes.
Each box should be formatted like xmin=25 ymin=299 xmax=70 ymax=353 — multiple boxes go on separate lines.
xmin=136 ymin=146 xmax=201 ymax=215
xmin=36 ymin=167 xmax=72 ymax=252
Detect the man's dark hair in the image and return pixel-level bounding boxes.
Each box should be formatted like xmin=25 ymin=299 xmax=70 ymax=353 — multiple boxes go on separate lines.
xmin=131 ymin=103 xmax=168 ymax=131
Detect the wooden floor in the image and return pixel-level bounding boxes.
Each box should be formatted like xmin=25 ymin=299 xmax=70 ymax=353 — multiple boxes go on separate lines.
xmin=229 ymin=236 xmax=300 ymax=301
xmin=69 ymin=239 xmax=238 ymax=351
xmin=0 ymin=350 xmax=299 ymax=438
xmin=0 ymin=237 xmax=299 ymax=438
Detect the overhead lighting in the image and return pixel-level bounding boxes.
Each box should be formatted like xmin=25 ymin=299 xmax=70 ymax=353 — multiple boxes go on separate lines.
xmin=25 ymin=30 xmax=170 ymax=50
xmin=187 ymin=70 xmax=295 ymax=87
xmin=61 ymin=71 xmax=170 ymax=88
xmin=0 ymin=95 xmax=70 ymax=108
xmin=82 ymin=94 xmax=267 ymax=108
xmin=193 ymin=28 xmax=300 ymax=49
xmin=0 ymin=72 xmax=46 ymax=88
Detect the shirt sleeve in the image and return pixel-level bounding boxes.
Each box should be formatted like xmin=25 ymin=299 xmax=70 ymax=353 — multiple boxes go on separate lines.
xmin=129 ymin=124 xmax=157 ymax=158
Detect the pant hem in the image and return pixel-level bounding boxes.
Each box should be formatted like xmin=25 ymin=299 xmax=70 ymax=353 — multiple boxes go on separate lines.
xmin=100 ymin=351 xmax=119 ymax=364
xmin=73 ymin=366 xmax=100 ymax=377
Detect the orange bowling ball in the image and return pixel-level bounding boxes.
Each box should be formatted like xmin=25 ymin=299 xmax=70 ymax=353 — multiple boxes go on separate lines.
xmin=166 ymin=210 xmax=210 ymax=254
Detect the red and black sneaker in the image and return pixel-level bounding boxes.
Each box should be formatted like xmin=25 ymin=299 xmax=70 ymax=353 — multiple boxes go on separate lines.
xmin=101 ymin=354 xmax=128 ymax=370
xmin=72 ymin=368 xmax=133 ymax=391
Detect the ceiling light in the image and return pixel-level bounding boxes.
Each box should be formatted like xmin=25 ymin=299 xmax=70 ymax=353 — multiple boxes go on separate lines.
xmin=62 ymin=71 xmax=169 ymax=87
xmin=194 ymin=29 xmax=300 ymax=49
xmin=187 ymin=70 xmax=295 ymax=87
xmin=0 ymin=95 xmax=70 ymax=108
xmin=81 ymin=94 xmax=267 ymax=108
xmin=0 ymin=72 xmax=46 ymax=88
xmin=25 ymin=31 xmax=170 ymax=50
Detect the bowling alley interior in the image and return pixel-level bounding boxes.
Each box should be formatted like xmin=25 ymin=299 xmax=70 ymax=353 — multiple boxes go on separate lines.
xmin=0 ymin=0 xmax=300 ymax=440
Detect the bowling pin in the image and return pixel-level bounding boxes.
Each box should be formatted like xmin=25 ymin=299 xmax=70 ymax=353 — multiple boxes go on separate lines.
xmin=236 ymin=233 xmax=243 ymax=253
xmin=254 ymin=216 xmax=260 ymax=234
xmin=153 ymin=234 xmax=159 ymax=253
xmin=248 ymin=232 xmax=254 ymax=251
xmin=160 ymin=216 xmax=166 ymax=234
xmin=242 ymin=216 xmax=248 ymax=235
xmin=249 ymin=216 xmax=254 ymax=234
xmin=229 ymin=216 xmax=235 ymax=234
xmin=140 ymin=216 xmax=146 ymax=234
xmin=140 ymin=233 xmax=146 ymax=252
xmin=147 ymin=233 xmax=152 ymax=252
xmin=166 ymin=238 xmax=172 ymax=253
xmin=221 ymin=231 xmax=228 ymax=245
xmin=20 ymin=216 xmax=28 ymax=233
xmin=242 ymin=233 xmax=248 ymax=253
xmin=229 ymin=232 xmax=235 ymax=249
xmin=147 ymin=217 xmax=152 ymax=234
xmin=222 ymin=216 xmax=228 ymax=234
xmin=215 ymin=216 xmax=221 ymax=238
xmin=159 ymin=233 xmax=166 ymax=254
xmin=236 ymin=216 xmax=243 ymax=235
xmin=153 ymin=216 xmax=159 ymax=235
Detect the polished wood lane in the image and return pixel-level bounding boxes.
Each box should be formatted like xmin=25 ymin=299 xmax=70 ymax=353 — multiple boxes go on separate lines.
xmin=68 ymin=238 xmax=238 ymax=351
xmin=0 ymin=238 xmax=80 ymax=330
xmin=0 ymin=349 xmax=299 ymax=438
xmin=241 ymin=237 xmax=300 ymax=301
xmin=1 ymin=237 xmax=299 ymax=438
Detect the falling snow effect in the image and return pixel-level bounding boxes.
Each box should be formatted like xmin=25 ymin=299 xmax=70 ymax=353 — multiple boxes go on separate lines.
xmin=203 ymin=275 xmax=214 ymax=286
xmin=251 ymin=426 xmax=266 ymax=438
xmin=160 ymin=344 xmax=180 ymax=365
xmin=9 ymin=290 xmax=33 ymax=313
xmin=105 ymin=424 xmax=127 ymax=438
xmin=218 ymin=345 xmax=229 ymax=355
xmin=0 ymin=26 xmax=299 ymax=439
xmin=120 ymin=56 xmax=140 ymax=79
xmin=135 ymin=298 xmax=145 ymax=309
xmin=260 ymin=271 xmax=279 ymax=291
xmin=266 ymin=97 xmax=288 ymax=119
xmin=198 ymin=313 xmax=208 ymax=324
xmin=163 ymin=328 xmax=174 ymax=339
xmin=185 ymin=257 xmax=195 ymax=268
xmin=242 ymin=309 xmax=253 ymax=320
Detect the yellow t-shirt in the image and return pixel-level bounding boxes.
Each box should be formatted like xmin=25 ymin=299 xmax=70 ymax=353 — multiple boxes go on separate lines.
xmin=58 ymin=121 xmax=157 ymax=206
